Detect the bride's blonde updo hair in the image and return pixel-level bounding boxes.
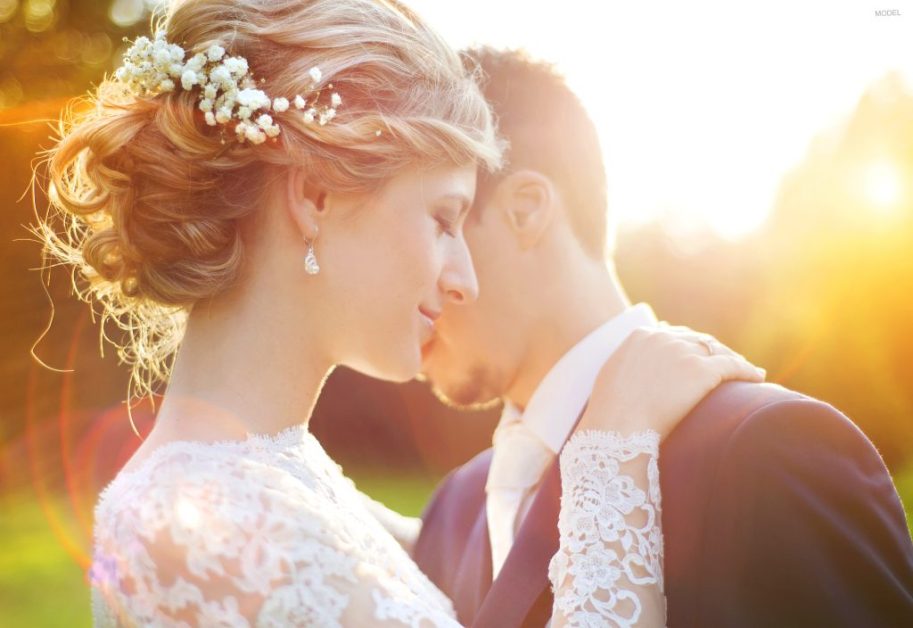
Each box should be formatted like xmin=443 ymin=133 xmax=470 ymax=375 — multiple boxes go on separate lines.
xmin=34 ymin=0 xmax=503 ymax=415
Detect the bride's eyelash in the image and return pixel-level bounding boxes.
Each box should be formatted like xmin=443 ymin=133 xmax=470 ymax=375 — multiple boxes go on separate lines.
xmin=434 ymin=215 xmax=458 ymax=237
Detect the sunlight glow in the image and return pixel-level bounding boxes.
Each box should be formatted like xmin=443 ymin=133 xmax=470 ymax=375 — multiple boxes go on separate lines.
xmin=410 ymin=0 xmax=913 ymax=241
xmin=863 ymin=162 xmax=903 ymax=210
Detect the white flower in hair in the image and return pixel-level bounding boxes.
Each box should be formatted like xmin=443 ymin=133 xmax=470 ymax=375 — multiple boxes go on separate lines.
xmin=181 ymin=69 xmax=200 ymax=91
xmin=224 ymin=56 xmax=249 ymax=78
xmin=206 ymin=44 xmax=225 ymax=62
xmin=237 ymin=88 xmax=271 ymax=111
xmin=215 ymin=106 xmax=233 ymax=124
xmin=208 ymin=65 xmax=233 ymax=90
xmin=185 ymin=53 xmax=207 ymax=73
xmin=114 ymin=29 xmax=345 ymax=144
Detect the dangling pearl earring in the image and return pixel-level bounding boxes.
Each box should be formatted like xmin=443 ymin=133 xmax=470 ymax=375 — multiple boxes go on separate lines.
xmin=304 ymin=238 xmax=320 ymax=275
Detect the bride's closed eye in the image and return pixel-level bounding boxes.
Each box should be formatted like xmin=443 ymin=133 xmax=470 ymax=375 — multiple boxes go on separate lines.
xmin=433 ymin=210 xmax=460 ymax=238
xmin=431 ymin=191 xmax=472 ymax=238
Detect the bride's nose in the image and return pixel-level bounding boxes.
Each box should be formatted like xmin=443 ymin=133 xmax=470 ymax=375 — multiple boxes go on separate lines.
xmin=439 ymin=237 xmax=479 ymax=304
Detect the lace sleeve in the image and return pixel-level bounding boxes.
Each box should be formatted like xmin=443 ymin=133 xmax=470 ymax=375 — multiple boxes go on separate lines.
xmin=547 ymin=429 xmax=665 ymax=627
xmin=89 ymin=447 xmax=458 ymax=628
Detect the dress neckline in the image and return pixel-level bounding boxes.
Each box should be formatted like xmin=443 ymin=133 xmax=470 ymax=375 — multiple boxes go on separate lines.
xmin=95 ymin=421 xmax=315 ymax=509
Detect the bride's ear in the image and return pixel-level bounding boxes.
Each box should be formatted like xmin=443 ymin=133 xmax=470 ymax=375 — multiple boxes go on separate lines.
xmin=285 ymin=165 xmax=327 ymax=243
xmin=494 ymin=170 xmax=556 ymax=250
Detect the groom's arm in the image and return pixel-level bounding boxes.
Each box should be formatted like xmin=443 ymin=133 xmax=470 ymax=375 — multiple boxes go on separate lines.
xmin=703 ymin=398 xmax=913 ymax=627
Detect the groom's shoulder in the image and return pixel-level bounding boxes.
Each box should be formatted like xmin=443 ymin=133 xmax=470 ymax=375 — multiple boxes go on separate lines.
xmin=666 ymin=380 xmax=885 ymax=472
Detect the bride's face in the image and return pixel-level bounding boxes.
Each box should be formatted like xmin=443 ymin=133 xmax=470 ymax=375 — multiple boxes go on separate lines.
xmin=318 ymin=165 xmax=479 ymax=382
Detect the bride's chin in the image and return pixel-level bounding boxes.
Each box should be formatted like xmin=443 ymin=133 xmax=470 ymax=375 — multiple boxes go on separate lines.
xmin=361 ymin=348 xmax=423 ymax=384
xmin=379 ymin=365 xmax=421 ymax=384
xmin=396 ymin=346 xmax=426 ymax=382
xmin=341 ymin=328 xmax=425 ymax=383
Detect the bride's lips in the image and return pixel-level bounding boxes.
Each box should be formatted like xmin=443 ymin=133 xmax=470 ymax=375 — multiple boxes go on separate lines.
xmin=418 ymin=306 xmax=440 ymax=326
xmin=418 ymin=306 xmax=440 ymax=342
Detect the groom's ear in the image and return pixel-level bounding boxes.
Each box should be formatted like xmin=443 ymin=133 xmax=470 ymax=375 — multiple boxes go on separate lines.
xmin=493 ymin=170 xmax=557 ymax=250
xmin=285 ymin=165 xmax=327 ymax=242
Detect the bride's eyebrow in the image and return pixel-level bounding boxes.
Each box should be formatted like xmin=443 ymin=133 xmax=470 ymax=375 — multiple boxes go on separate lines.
xmin=438 ymin=193 xmax=472 ymax=217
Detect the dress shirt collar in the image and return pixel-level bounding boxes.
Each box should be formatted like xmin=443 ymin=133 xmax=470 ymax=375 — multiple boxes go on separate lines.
xmin=497 ymin=302 xmax=659 ymax=453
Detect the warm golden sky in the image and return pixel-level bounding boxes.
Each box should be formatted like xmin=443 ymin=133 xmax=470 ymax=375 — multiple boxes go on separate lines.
xmin=412 ymin=0 xmax=912 ymax=240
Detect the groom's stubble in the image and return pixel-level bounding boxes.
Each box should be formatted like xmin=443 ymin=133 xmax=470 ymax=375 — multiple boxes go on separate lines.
xmin=420 ymin=336 xmax=504 ymax=410
xmin=427 ymin=368 xmax=503 ymax=411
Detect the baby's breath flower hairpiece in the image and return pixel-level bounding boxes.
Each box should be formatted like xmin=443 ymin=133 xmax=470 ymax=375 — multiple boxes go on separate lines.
xmin=114 ymin=29 xmax=342 ymax=145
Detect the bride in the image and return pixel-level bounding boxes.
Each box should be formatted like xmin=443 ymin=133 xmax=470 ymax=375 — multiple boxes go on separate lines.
xmin=35 ymin=0 xmax=764 ymax=625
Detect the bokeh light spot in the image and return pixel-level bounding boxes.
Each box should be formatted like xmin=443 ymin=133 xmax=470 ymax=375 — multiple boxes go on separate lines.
xmin=0 ymin=0 xmax=18 ymax=24
xmin=108 ymin=0 xmax=145 ymax=28
xmin=24 ymin=0 xmax=56 ymax=33
xmin=0 ymin=73 xmax=24 ymax=109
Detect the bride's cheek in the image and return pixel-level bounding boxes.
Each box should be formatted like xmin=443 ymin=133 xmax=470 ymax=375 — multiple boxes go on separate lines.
xmin=417 ymin=228 xmax=444 ymax=281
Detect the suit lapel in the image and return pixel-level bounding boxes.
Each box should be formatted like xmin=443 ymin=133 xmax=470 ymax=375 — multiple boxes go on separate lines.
xmin=452 ymin=493 xmax=493 ymax=623
xmin=472 ymin=456 xmax=561 ymax=627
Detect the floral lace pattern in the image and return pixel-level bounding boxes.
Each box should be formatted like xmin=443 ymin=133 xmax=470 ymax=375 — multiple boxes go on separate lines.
xmin=547 ymin=429 xmax=664 ymax=627
xmin=89 ymin=425 xmax=458 ymax=627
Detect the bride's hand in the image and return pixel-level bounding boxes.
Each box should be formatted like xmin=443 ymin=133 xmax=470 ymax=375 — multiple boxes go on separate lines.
xmin=577 ymin=324 xmax=766 ymax=439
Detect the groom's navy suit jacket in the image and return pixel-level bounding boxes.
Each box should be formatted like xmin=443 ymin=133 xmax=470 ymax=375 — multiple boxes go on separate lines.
xmin=413 ymin=382 xmax=913 ymax=627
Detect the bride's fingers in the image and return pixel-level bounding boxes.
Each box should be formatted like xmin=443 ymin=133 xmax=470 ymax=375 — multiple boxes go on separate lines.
xmin=696 ymin=336 xmax=743 ymax=360
xmin=634 ymin=325 xmax=765 ymax=378
xmin=705 ymin=353 xmax=766 ymax=381
xmin=664 ymin=329 xmax=746 ymax=361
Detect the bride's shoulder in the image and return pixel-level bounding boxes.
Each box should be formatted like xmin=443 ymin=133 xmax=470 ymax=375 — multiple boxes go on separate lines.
xmin=93 ymin=436 xmax=320 ymax=537
xmin=98 ymin=439 xmax=244 ymax=499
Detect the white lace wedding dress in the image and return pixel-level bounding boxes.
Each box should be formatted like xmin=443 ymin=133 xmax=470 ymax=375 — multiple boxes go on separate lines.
xmin=90 ymin=424 xmax=664 ymax=627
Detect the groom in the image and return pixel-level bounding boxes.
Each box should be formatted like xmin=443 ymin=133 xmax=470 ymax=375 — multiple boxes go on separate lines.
xmin=413 ymin=48 xmax=913 ymax=626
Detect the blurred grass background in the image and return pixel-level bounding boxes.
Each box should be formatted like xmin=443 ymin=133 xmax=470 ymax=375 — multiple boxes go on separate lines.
xmin=2 ymin=1 xmax=913 ymax=626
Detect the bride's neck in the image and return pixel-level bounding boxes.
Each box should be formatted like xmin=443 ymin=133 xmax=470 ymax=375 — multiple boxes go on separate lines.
xmin=152 ymin=283 xmax=332 ymax=442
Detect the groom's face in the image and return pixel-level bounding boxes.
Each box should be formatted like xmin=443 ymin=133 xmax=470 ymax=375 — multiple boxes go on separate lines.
xmin=419 ymin=191 xmax=531 ymax=409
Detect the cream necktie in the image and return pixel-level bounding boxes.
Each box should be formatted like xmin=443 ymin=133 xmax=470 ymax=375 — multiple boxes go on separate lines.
xmin=485 ymin=411 xmax=554 ymax=579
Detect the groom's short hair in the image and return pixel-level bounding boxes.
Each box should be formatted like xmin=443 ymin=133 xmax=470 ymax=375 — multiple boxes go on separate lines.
xmin=462 ymin=47 xmax=611 ymax=259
